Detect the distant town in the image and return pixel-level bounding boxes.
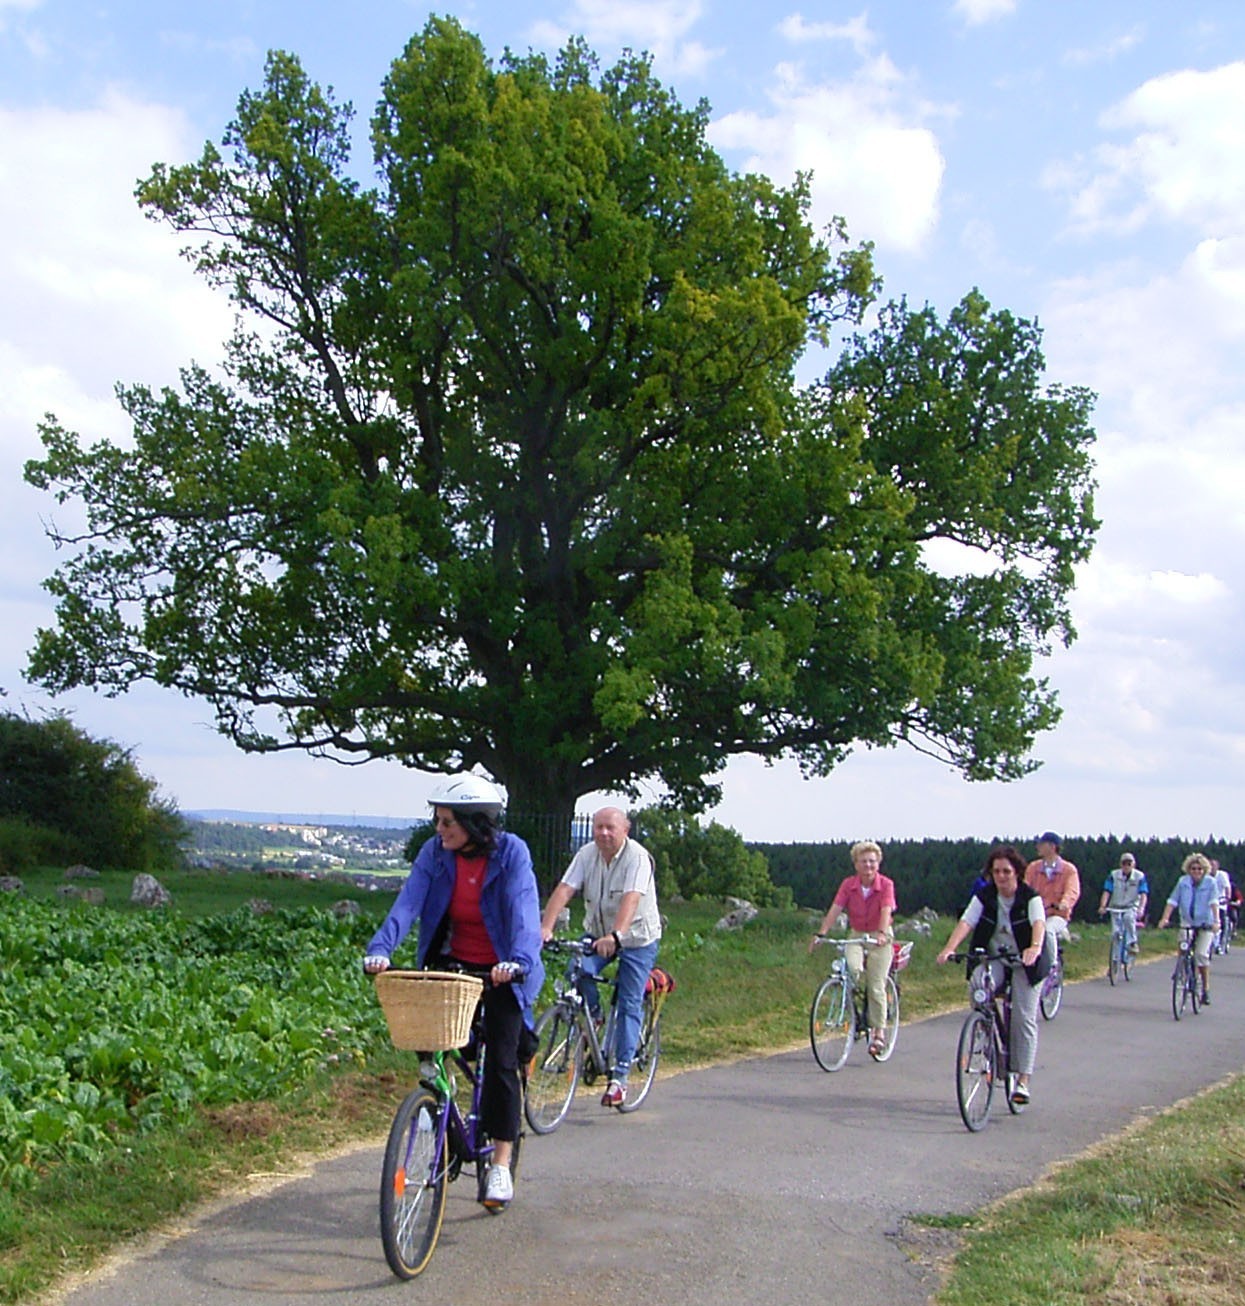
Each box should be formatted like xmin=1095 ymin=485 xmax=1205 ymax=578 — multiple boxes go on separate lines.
xmin=185 ymin=815 xmax=415 ymax=878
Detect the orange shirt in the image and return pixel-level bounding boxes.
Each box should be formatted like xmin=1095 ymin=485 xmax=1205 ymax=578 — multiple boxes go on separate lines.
xmin=1024 ymin=857 xmax=1080 ymax=919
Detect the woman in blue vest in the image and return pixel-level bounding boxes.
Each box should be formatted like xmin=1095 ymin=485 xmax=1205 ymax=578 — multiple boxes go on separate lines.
xmin=937 ymin=844 xmax=1051 ymax=1106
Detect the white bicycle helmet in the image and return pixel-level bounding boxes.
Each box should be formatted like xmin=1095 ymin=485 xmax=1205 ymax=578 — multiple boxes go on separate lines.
xmin=427 ymin=773 xmax=504 ymax=817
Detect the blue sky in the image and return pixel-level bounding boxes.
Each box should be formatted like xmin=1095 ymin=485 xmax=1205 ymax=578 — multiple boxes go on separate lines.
xmin=3 ymin=1 xmax=1245 ymax=846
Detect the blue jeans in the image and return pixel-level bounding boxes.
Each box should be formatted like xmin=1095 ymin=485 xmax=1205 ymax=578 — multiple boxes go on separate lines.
xmin=577 ymin=940 xmax=659 ymax=1082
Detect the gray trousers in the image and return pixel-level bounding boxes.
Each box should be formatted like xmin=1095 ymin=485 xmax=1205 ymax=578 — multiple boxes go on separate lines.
xmin=973 ymin=959 xmax=1040 ymax=1075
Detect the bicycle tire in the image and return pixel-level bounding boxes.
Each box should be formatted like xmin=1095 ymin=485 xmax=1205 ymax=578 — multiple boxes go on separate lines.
xmin=1107 ymin=938 xmax=1118 ymax=986
xmin=871 ymin=975 xmax=901 ymax=1062
xmin=810 ymin=975 xmax=854 ymax=1072
xmin=1039 ymin=962 xmax=1063 ymax=1020
xmin=955 ymin=1010 xmax=994 ymax=1132
xmin=617 ymin=993 xmax=660 ymax=1112
xmin=1189 ymin=962 xmax=1200 ymax=1015
xmin=1172 ymin=961 xmax=1188 ymax=1020
xmin=1122 ymin=940 xmax=1133 ymax=982
xmin=380 ymin=1089 xmax=447 ymax=1280
xmin=524 ymin=1005 xmax=583 ymax=1135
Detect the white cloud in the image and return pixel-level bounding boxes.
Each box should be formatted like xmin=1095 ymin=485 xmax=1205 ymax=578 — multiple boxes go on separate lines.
xmin=528 ymin=0 xmax=718 ymax=78
xmin=709 ymin=57 xmax=946 ymax=253
xmin=1056 ymin=62 xmax=1245 ymax=235
xmin=951 ymin=0 xmax=1016 ymax=27
xmin=777 ymin=11 xmax=874 ymax=56
xmin=1062 ymin=26 xmax=1145 ymax=67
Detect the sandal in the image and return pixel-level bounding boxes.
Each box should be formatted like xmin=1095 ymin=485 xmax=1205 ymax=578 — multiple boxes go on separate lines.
xmin=1011 ymin=1082 xmax=1030 ymax=1105
xmin=867 ymin=1031 xmax=884 ymax=1058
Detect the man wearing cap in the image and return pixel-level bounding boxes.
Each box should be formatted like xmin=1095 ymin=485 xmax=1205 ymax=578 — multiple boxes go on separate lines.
xmin=1097 ymin=852 xmax=1148 ymax=954
xmin=1025 ymin=832 xmax=1080 ymax=951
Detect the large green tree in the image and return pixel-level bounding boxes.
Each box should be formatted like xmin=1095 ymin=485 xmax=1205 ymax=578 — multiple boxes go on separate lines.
xmin=25 ymin=19 xmax=1096 ymax=835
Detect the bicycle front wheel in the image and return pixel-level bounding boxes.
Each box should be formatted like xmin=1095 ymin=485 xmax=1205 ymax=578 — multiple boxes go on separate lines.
xmin=617 ymin=993 xmax=660 ymax=1113
xmin=1172 ymin=962 xmax=1188 ymax=1020
xmin=1122 ymin=940 xmax=1133 ymax=982
xmin=955 ymin=1011 xmax=995 ymax=1132
xmin=1107 ymin=937 xmax=1119 ymax=986
xmin=1039 ymin=963 xmax=1063 ymax=1020
xmin=810 ymin=976 xmax=854 ymax=1072
xmin=524 ymin=1005 xmax=583 ymax=1135
xmin=380 ymin=1089 xmax=446 ymax=1280
xmin=871 ymin=975 xmax=900 ymax=1062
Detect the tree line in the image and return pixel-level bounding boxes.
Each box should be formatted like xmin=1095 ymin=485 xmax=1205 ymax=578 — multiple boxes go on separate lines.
xmin=755 ymin=836 xmax=1245 ymax=920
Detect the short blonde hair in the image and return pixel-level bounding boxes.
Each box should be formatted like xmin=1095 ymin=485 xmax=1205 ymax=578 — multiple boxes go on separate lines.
xmin=850 ymin=840 xmax=882 ymax=863
xmin=1182 ymin=852 xmax=1211 ymax=876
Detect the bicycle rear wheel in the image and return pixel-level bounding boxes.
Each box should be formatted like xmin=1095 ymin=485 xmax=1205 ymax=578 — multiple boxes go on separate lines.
xmin=955 ymin=1011 xmax=995 ymax=1132
xmin=380 ymin=1089 xmax=446 ymax=1280
xmin=524 ymin=1005 xmax=582 ymax=1135
xmin=1039 ymin=961 xmax=1063 ymax=1020
xmin=870 ymin=975 xmax=900 ymax=1062
xmin=617 ymin=993 xmax=660 ymax=1112
xmin=810 ymin=976 xmax=854 ymax=1072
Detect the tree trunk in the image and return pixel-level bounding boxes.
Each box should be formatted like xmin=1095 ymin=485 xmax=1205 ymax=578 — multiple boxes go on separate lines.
xmin=501 ymin=770 xmax=578 ymax=897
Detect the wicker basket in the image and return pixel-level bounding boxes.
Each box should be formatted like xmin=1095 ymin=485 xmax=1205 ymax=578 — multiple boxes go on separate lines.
xmin=374 ymin=970 xmax=484 ymax=1051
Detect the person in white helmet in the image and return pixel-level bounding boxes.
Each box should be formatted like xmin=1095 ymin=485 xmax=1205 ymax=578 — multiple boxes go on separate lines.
xmin=364 ymin=774 xmax=544 ymax=1211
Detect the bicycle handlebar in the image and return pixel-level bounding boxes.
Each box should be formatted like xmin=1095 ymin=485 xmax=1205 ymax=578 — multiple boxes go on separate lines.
xmin=812 ymin=934 xmax=888 ymax=948
xmin=945 ymin=949 xmax=1025 ymax=966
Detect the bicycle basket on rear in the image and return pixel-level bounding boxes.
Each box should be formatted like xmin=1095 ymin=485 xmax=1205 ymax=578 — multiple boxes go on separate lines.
xmin=374 ymin=970 xmax=483 ymax=1051
xmin=890 ymin=942 xmax=914 ymax=974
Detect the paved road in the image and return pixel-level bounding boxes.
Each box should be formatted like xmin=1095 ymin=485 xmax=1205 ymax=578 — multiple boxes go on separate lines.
xmin=47 ymin=945 xmax=1245 ymax=1306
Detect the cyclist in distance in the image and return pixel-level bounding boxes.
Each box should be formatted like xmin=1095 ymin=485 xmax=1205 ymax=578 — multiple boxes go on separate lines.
xmin=540 ymin=806 xmax=662 ymax=1109
xmin=363 ymin=775 xmax=544 ymax=1210
xmin=937 ymin=844 xmax=1049 ymax=1106
xmin=1211 ymin=859 xmax=1232 ymax=953
xmin=1157 ymin=852 xmax=1220 ymax=1005
xmin=1097 ymin=852 xmax=1148 ymax=954
xmin=809 ymin=840 xmax=897 ymax=1059
xmin=1025 ymin=831 xmax=1080 ymax=953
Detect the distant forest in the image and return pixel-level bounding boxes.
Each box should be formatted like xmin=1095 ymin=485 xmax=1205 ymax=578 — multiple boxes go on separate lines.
xmin=754 ymin=836 xmax=1245 ymax=921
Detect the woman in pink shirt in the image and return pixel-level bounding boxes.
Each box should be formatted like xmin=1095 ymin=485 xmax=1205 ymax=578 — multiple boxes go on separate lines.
xmin=810 ymin=840 xmax=897 ymax=1057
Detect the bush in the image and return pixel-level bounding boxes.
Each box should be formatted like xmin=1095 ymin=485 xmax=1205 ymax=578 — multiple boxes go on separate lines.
xmin=0 ymin=711 xmax=188 ymax=871
xmin=0 ymin=816 xmax=76 ymax=876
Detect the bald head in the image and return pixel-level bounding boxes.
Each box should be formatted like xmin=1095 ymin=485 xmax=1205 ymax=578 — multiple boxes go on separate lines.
xmin=592 ymin=807 xmax=630 ymax=861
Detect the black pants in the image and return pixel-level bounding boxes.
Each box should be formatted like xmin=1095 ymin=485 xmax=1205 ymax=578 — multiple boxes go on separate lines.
xmin=457 ymin=969 xmax=524 ymax=1145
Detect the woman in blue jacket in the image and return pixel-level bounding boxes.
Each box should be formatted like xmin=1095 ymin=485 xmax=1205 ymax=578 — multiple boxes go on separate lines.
xmin=363 ymin=774 xmax=544 ymax=1211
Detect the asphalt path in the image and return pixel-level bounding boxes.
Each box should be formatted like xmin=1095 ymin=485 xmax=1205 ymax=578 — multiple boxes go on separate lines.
xmin=47 ymin=943 xmax=1245 ymax=1306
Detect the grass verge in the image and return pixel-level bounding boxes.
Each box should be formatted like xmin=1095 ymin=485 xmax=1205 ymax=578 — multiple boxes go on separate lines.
xmin=930 ymin=1074 xmax=1245 ymax=1305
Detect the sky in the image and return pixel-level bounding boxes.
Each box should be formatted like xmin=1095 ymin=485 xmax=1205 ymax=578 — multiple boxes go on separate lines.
xmin=3 ymin=0 xmax=1245 ymax=845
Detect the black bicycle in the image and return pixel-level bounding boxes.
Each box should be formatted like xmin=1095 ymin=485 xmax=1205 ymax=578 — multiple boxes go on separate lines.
xmin=949 ymin=950 xmax=1029 ymax=1132
xmin=1171 ymin=925 xmax=1202 ymax=1020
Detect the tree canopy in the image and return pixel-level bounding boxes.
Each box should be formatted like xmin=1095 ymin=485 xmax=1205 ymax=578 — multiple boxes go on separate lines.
xmin=25 ymin=18 xmax=1097 ymax=828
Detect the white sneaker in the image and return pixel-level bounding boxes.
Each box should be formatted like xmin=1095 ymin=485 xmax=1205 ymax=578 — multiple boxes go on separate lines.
xmin=482 ymin=1164 xmax=513 ymax=1209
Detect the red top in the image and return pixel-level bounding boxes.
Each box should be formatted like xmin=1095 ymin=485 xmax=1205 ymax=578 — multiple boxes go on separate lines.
xmin=448 ymin=854 xmax=497 ymax=966
xmin=831 ymin=873 xmax=897 ymax=934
